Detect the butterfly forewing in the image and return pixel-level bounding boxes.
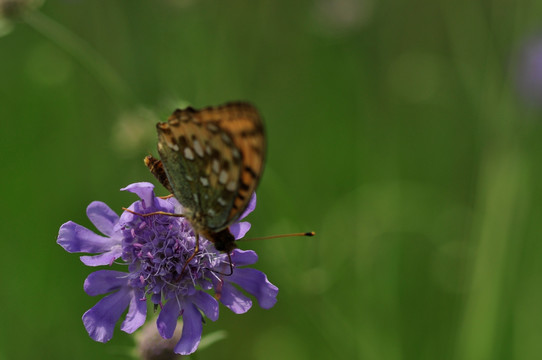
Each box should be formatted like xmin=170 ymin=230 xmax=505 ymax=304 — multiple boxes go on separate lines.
xmin=155 ymin=102 xmax=265 ymax=233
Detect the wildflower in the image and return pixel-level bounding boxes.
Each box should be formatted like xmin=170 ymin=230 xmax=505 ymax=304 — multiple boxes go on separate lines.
xmin=516 ymin=32 xmax=542 ymax=106
xmin=57 ymin=182 xmax=278 ymax=355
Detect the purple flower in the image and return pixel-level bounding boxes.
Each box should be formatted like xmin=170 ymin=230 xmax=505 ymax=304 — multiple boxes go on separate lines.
xmin=57 ymin=182 xmax=278 ymax=355
xmin=516 ymin=32 xmax=542 ymax=106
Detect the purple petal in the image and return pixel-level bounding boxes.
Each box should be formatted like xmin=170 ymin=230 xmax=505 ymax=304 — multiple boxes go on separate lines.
xmin=80 ymin=247 xmax=122 ymax=266
xmin=175 ymin=301 xmax=202 ymax=355
xmin=231 ymin=249 xmax=258 ymax=266
xmin=117 ymin=201 xmax=149 ymax=226
xmin=157 ymin=298 xmax=180 ymax=339
xmin=82 ymin=286 xmax=132 ymax=342
xmin=218 ymin=281 xmax=252 ymax=314
xmin=190 ymin=291 xmax=219 ymax=321
xmin=121 ymin=289 xmax=147 ymax=334
xmin=166 ymin=196 xmax=183 ymax=212
xmin=57 ymin=221 xmax=118 ymax=254
xmin=118 ymin=196 xmax=177 ymax=227
xmin=155 ymin=197 xmax=177 ymax=213
xmin=230 ymin=222 xmax=251 ymax=240
xmin=84 ymin=270 xmax=129 ymax=296
xmin=117 ymin=207 xmax=138 ymax=226
xmin=86 ymin=201 xmax=119 ymax=237
xmin=238 ymin=193 xmax=256 ymax=220
xmin=517 ymin=34 xmax=542 ymax=104
xmin=228 ymin=268 xmax=278 ymax=309
xmin=121 ymin=182 xmax=156 ymax=210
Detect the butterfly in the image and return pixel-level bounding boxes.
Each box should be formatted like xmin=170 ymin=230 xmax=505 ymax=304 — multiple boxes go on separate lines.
xmin=143 ymin=102 xmax=265 ymax=268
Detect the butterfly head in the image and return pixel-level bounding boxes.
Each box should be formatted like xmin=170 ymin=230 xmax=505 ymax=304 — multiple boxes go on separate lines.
xmin=202 ymin=228 xmax=237 ymax=253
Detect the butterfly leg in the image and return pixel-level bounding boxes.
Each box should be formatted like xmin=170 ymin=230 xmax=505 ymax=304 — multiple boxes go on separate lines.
xmin=159 ymin=194 xmax=175 ymax=199
xmin=224 ymin=252 xmax=234 ymax=276
xmin=214 ymin=278 xmax=224 ymax=300
xmin=178 ymin=233 xmax=200 ymax=279
xmin=211 ymin=254 xmax=234 ymax=300
xmin=122 ymin=207 xmax=185 ymax=218
xmin=205 ymin=252 xmax=234 ymax=277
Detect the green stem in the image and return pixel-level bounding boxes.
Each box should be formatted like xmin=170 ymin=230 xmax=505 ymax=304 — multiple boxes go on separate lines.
xmin=22 ymin=9 xmax=134 ymax=106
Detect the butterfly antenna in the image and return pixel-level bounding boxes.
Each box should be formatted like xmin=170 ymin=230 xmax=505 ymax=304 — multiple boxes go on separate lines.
xmin=177 ymin=233 xmax=200 ymax=280
xmin=241 ymin=231 xmax=315 ymax=242
xmin=122 ymin=207 xmax=185 ymax=218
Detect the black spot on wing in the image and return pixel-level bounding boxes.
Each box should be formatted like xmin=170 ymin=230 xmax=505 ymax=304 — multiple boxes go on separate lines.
xmin=244 ymin=166 xmax=258 ymax=179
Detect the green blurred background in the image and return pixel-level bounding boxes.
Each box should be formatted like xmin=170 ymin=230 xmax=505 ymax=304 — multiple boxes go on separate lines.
xmin=2 ymin=0 xmax=542 ymax=359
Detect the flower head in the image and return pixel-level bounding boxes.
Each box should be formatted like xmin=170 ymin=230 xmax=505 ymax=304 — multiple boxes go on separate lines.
xmin=57 ymin=182 xmax=278 ymax=355
xmin=516 ymin=32 xmax=542 ymax=107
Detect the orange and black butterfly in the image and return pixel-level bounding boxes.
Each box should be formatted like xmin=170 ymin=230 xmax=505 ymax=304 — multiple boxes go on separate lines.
xmin=144 ymin=102 xmax=265 ymax=259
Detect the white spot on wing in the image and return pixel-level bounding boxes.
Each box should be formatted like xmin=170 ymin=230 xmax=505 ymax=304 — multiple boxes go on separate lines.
xmin=193 ymin=193 xmax=199 ymax=204
xmin=193 ymin=140 xmax=204 ymax=157
xmin=207 ymin=208 xmax=216 ymax=216
xmin=232 ymin=148 xmax=241 ymax=159
xmin=221 ymin=133 xmax=232 ymax=144
xmin=184 ymin=147 xmax=195 ymax=160
xmin=185 ymin=174 xmax=194 ymax=181
xmin=167 ymin=142 xmax=179 ymax=151
xmin=207 ymin=123 xmax=219 ymax=132
xmin=200 ymin=177 xmax=209 ymax=187
xmin=212 ymin=159 xmax=220 ymax=174
xmin=217 ymin=197 xmax=227 ymax=206
xmin=226 ymin=180 xmax=236 ymax=191
xmin=219 ymin=170 xmax=228 ymax=184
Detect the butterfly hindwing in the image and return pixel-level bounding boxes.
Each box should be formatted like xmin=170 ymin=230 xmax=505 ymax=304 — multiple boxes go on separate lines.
xmin=192 ymin=102 xmax=265 ymax=225
xmin=155 ymin=102 xmax=265 ymax=232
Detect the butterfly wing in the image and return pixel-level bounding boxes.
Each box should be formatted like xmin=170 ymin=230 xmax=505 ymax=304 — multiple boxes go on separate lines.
xmin=156 ymin=102 xmax=265 ymax=232
xmin=144 ymin=155 xmax=174 ymax=194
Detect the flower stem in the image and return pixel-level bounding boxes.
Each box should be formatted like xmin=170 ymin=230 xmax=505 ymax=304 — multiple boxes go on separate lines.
xmin=22 ymin=10 xmax=134 ymax=106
